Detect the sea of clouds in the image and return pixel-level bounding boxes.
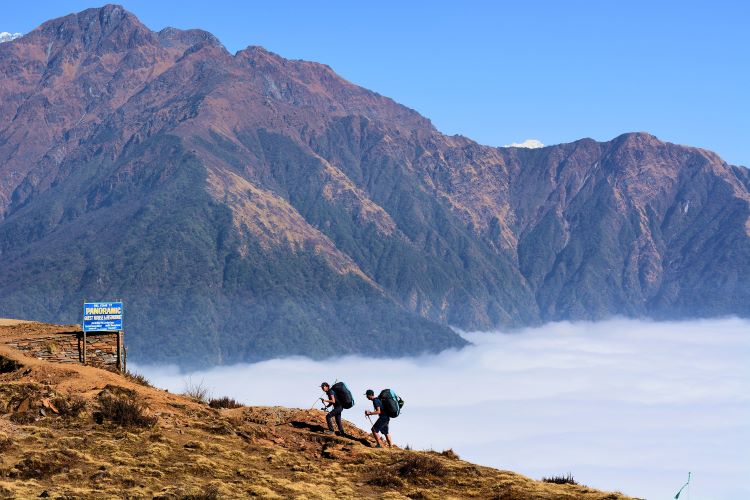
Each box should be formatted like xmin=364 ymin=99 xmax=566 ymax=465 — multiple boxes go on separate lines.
xmin=133 ymin=317 xmax=750 ymax=499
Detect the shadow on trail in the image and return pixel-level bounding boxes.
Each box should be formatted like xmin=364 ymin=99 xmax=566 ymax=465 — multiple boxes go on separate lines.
xmin=289 ymin=420 xmax=373 ymax=447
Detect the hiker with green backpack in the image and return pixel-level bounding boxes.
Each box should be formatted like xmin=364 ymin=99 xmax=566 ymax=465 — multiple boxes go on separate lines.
xmin=365 ymin=388 xmax=403 ymax=448
xmin=320 ymin=381 xmax=354 ymax=435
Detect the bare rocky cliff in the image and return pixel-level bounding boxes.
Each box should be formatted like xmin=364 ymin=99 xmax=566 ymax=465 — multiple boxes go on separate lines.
xmin=0 ymin=5 xmax=747 ymax=366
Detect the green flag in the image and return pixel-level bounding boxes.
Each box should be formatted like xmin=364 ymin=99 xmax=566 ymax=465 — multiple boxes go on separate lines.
xmin=674 ymin=472 xmax=691 ymax=499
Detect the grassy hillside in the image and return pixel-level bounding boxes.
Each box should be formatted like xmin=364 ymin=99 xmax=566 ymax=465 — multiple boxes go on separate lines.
xmin=0 ymin=324 xmax=636 ymax=499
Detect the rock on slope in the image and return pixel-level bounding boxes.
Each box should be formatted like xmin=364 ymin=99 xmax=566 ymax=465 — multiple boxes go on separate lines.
xmin=0 ymin=5 xmax=747 ymax=366
xmin=0 ymin=324 xmax=636 ymax=499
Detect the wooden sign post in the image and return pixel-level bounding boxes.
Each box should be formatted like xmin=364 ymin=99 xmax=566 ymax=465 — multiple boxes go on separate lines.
xmin=82 ymin=300 xmax=125 ymax=373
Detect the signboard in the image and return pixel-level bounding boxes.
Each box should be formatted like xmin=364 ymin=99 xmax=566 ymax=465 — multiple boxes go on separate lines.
xmin=83 ymin=302 xmax=123 ymax=332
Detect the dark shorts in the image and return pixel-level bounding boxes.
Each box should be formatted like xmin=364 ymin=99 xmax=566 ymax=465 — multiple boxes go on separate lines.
xmin=372 ymin=414 xmax=390 ymax=435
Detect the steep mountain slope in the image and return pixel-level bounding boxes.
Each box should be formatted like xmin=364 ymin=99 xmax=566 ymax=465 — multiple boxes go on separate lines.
xmin=0 ymin=5 xmax=747 ymax=366
xmin=0 ymin=328 xmax=636 ymax=499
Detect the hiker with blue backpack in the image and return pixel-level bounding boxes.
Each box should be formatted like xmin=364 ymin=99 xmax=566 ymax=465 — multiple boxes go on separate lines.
xmin=365 ymin=388 xmax=403 ymax=448
xmin=320 ymin=381 xmax=353 ymax=435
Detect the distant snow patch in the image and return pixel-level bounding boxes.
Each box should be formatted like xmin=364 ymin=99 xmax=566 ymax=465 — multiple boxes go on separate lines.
xmin=0 ymin=32 xmax=22 ymax=43
xmin=504 ymin=139 xmax=544 ymax=149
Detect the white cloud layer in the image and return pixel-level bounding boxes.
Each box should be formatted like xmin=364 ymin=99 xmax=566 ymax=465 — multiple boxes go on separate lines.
xmin=133 ymin=318 xmax=750 ymax=499
xmin=0 ymin=32 xmax=22 ymax=43
xmin=503 ymin=138 xmax=545 ymax=148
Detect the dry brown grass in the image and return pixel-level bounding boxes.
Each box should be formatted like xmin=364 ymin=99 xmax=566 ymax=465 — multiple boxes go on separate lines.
xmin=10 ymin=449 xmax=82 ymax=480
xmin=171 ymin=483 xmax=220 ymax=499
xmin=367 ymin=473 xmax=405 ymax=488
xmin=183 ymin=378 xmax=210 ymax=404
xmin=124 ymin=370 xmax=152 ymax=387
xmin=439 ymin=448 xmax=460 ymax=460
xmin=398 ymin=455 xmax=448 ymax=479
xmin=51 ymin=395 xmax=87 ymax=418
xmin=208 ymin=396 xmax=243 ymax=409
xmin=96 ymin=389 xmax=157 ymax=428
xmin=0 ymin=434 xmax=12 ymax=453
xmin=542 ymin=472 xmax=579 ymax=485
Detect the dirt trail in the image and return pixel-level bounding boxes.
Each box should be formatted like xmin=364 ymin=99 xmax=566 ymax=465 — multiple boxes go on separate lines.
xmin=0 ymin=319 xmax=31 ymax=327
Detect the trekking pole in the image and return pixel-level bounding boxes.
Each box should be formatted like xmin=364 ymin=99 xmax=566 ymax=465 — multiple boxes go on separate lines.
xmin=310 ymin=397 xmax=322 ymax=410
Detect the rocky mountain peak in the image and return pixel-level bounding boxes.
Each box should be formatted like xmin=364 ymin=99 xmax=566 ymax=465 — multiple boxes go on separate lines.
xmin=158 ymin=26 xmax=224 ymax=51
xmin=610 ymin=131 xmax=664 ymax=150
xmin=33 ymin=4 xmax=151 ymax=50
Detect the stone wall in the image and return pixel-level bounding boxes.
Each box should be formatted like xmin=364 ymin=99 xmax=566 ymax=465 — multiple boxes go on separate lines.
xmin=3 ymin=330 xmax=123 ymax=372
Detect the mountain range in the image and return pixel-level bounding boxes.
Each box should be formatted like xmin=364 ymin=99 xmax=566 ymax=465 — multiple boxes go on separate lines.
xmin=0 ymin=5 xmax=748 ymax=367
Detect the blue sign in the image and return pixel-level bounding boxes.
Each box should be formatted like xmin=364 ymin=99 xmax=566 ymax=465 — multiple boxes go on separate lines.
xmin=83 ymin=302 xmax=123 ymax=332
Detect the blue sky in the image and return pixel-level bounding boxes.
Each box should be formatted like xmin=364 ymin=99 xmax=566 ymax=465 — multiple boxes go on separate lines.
xmin=4 ymin=1 xmax=749 ymax=166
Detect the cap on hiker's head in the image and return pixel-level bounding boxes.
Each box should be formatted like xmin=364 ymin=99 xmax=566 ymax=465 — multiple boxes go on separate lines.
xmin=365 ymin=389 xmax=374 ymax=397
xmin=321 ymin=382 xmax=329 ymax=388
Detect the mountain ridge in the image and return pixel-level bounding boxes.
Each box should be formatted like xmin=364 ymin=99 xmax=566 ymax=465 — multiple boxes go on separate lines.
xmin=0 ymin=5 xmax=747 ymax=367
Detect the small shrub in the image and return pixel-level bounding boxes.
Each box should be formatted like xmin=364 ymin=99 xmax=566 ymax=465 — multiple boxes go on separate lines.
xmin=184 ymin=378 xmax=210 ymax=404
xmin=0 ymin=434 xmax=12 ymax=453
xmin=367 ymin=473 xmax=404 ymax=488
xmin=52 ymin=396 xmax=87 ymax=418
xmin=0 ymin=355 xmax=23 ymax=373
xmin=542 ymin=473 xmax=578 ymax=485
xmin=10 ymin=411 xmax=36 ymax=424
xmin=180 ymin=484 xmax=220 ymax=499
xmin=98 ymin=394 xmax=157 ymax=428
xmin=12 ymin=450 xmax=78 ymax=479
xmin=398 ymin=455 xmax=447 ymax=479
xmin=43 ymin=341 xmax=59 ymax=354
xmin=208 ymin=396 xmax=242 ymax=409
xmin=125 ymin=371 xmax=153 ymax=387
xmin=440 ymin=448 xmax=460 ymax=460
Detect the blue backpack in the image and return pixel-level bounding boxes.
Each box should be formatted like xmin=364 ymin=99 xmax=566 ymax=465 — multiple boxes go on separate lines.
xmin=378 ymin=389 xmax=404 ymax=418
xmin=332 ymin=381 xmax=354 ymax=409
